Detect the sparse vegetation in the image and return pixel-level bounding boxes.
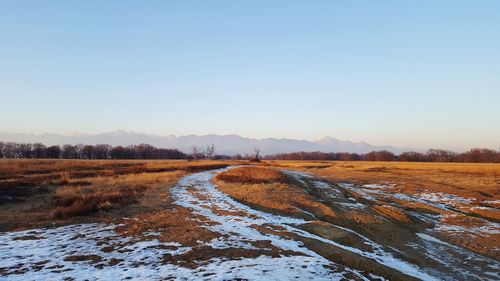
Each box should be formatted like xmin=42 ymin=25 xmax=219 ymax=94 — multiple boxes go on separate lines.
xmin=1 ymin=159 xmax=499 ymax=279
xmin=215 ymin=166 xmax=336 ymax=219
xmin=274 ymin=160 xmax=500 ymax=196
xmin=0 ymin=159 xmax=236 ymax=231
xmin=216 ymin=166 xmax=287 ymax=184
xmin=269 ymin=160 xmax=500 ymax=258
xmin=51 ymin=172 xmax=176 ymax=218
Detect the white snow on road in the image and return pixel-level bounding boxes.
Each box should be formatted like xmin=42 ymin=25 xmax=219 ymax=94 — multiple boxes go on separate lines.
xmin=171 ymin=168 xmax=369 ymax=280
xmin=0 ymin=223 xmax=352 ymax=281
xmin=0 ymin=168 xmax=365 ymax=281
xmin=415 ymin=232 xmax=500 ymax=280
xmin=171 ymin=168 xmax=440 ymax=281
xmin=0 ymin=223 xmax=193 ymax=280
xmin=1 ymin=167 xmax=499 ymax=281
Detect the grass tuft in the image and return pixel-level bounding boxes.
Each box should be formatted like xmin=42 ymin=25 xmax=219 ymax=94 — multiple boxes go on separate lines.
xmin=216 ymin=167 xmax=288 ymax=184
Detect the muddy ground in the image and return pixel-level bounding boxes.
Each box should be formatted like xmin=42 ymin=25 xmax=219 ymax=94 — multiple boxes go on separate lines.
xmin=0 ymin=161 xmax=498 ymax=280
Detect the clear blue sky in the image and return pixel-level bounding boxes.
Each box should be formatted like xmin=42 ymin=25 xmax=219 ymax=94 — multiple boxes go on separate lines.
xmin=0 ymin=1 xmax=499 ymax=150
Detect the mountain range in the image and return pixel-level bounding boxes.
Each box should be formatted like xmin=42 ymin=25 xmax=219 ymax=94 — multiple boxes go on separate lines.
xmin=0 ymin=130 xmax=417 ymax=155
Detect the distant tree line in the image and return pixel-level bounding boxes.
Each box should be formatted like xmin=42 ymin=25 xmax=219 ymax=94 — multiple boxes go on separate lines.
xmin=0 ymin=142 xmax=187 ymax=160
xmin=0 ymin=142 xmax=498 ymax=163
xmin=265 ymin=148 xmax=500 ymax=163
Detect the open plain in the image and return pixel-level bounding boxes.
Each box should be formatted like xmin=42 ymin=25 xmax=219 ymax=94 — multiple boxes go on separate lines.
xmin=0 ymin=160 xmax=499 ymax=280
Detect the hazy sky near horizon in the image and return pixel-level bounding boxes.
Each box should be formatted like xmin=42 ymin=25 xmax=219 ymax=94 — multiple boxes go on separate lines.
xmin=0 ymin=1 xmax=499 ymax=150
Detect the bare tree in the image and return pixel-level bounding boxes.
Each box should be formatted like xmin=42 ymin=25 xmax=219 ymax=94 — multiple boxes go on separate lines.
xmin=204 ymin=144 xmax=216 ymax=160
xmin=398 ymin=151 xmax=425 ymax=162
xmin=253 ymin=147 xmax=261 ymax=161
xmin=81 ymin=145 xmax=94 ymax=159
xmin=365 ymin=150 xmax=395 ymax=161
xmin=62 ymin=144 xmax=78 ymax=159
xmin=18 ymin=143 xmax=32 ymax=158
xmin=191 ymin=145 xmax=202 ymax=160
xmin=1 ymin=143 xmax=19 ymax=158
xmin=111 ymin=145 xmax=125 ymax=159
xmin=94 ymin=144 xmax=113 ymax=159
xmin=75 ymin=144 xmax=84 ymax=159
xmin=425 ymin=149 xmax=455 ymax=162
xmin=32 ymin=143 xmax=47 ymax=158
xmin=46 ymin=145 xmax=62 ymax=159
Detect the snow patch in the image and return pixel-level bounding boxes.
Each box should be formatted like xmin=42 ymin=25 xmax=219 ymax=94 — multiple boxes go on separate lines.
xmin=171 ymin=168 xmax=440 ymax=281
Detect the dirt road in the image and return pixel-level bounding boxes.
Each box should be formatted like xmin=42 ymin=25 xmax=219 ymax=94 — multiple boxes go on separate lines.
xmin=0 ymin=167 xmax=498 ymax=280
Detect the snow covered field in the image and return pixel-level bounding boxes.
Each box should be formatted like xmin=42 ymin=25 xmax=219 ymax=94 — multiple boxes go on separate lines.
xmin=1 ymin=167 xmax=499 ymax=280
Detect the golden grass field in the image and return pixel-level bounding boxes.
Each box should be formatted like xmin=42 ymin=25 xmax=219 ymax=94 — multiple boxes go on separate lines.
xmin=270 ymin=160 xmax=500 ymax=211
xmin=214 ymin=166 xmax=337 ymax=219
xmin=1 ymin=159 xmax=499 ymax=280
xmin=217 ymin=161 xmax=500 ymax=259
xmin=0 ymin=159 xmax=236 ymax=231
xmin=1 ymin=159 xmax=498 ymax=229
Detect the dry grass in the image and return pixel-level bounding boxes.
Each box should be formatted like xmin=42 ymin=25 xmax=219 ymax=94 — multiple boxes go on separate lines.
xmin=272 ymin=161 xmax=500 ymax=200
xmin=271 ymin=160 xmax=500 ymax=258
xmin=2 ymin=159 xmax=498 ymax=260
xmin=51 ymin=172 xmax=183 ymax=218
xmin=0 ymin=159 xmax=232 ymax=199
xmin=0 ymin=159 xmax=238 ymax=231
xmin=215 ymin=166 xmax=336 ymax=219
xmin=0 ymin=159 xmax=230 ymax=188
xmin=215 ymin=166 xmax=288 ymax=184
xmin=372 ymin=204 xmax=411 ymax=222
xmin=115 ymin=207 xmax=220 ymax=247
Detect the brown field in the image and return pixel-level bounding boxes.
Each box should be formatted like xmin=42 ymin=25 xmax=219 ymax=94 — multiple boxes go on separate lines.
xmin=241 ymin=161 xmax=500 ymax=258
xmin=270 ymin=160 xmax=499 ymax=195
xmin=215 ymin=166 xmax=288 ymax=184
xmin=1 ymin=159 xmax=499 ymax=280
xmin=271 ymin=161 xmax=500 ymax=219
xmin=215 ymin=166 xmax=336 ymax=219
xmin=0 ymin=159 xmax=236 ymax=231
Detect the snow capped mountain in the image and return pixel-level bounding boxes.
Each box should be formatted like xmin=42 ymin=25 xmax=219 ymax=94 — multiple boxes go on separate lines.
xmin=0 ymin=130 xmax=415 ymax=155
